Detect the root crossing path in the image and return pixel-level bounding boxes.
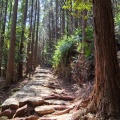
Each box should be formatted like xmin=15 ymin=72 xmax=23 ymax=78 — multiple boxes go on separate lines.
xmin=0 ymin=67 xmax=94 ymax=120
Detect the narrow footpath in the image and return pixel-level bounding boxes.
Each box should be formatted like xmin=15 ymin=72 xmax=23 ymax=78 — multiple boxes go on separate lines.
xmin=0 ymin=67 xmax=94 ymax=120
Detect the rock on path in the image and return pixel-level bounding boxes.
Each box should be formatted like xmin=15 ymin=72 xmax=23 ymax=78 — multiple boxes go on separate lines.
xmin=0 ymin=68 xmax=76 ymax=119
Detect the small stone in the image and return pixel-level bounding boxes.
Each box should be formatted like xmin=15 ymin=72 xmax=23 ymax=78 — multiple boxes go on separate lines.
xmin=0 ymin=109 xmax=16 ymax=119
xmin=2 ymin=98 xmax=19 ymax=110
xmin=35 ymin=106 xmax=55 ymax=115
xmin=25 ymin=116 xmax=39 ymax=120
xmin=13 ymin=104 xmax=28 ymax=118
xmin=19 ymin=97 xmax=29 ymax=107
xmin=28 ymin=97 xmax=44 ymax=106
xmin=12 ymin=116 xmax=39 ymax=120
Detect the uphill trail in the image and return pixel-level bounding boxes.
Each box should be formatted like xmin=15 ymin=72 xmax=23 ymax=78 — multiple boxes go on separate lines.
xmin=0 ymin=67 xmax=94 ymax=120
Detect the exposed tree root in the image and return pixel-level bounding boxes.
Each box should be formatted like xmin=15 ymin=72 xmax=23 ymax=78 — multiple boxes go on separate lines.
xmin=52 ymin=107 xmax=73 ymax=115
xmin=72 ymin=109 xmax=87 ymax=120
xmin=51 ymin=105 xmax=69 ymax=110
xmin=44 ymin=93 xmax=75 ymax=101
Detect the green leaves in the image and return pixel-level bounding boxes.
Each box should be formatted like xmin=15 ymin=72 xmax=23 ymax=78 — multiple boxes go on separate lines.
xmin=52 ymin=35 xmax=78 ymax=69
xmin=52 ymin=26 xmax=94 ymax=70
xmin=63 ymin=0 xmax=92 ymax=12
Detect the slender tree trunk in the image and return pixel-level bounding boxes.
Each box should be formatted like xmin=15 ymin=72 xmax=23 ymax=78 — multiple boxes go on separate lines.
xmin=34 ymin=0 xmax=40 ymax=67
xmin=26 ymin=0 xmax=33 ymax=74
xmin=0 ymin=0 xmax=8 ymax=77
xmin=8 ymin=0 xmax=13 ymax=31
xmin=88 ymin=0 xmax=120 ymax=119
xmin=74 ymin=10 xmax=79 ymax=29
xmin=30 ymin=0 xmax=37 ymax=70
xmin=18 ymin=0 xmax=28 ymax=78
xmin=82 ymin=0 xmax=87 ymax=43
xmin=55 ymin=0 xmax=58 ymax=42
xmin=66 ymin=9 xmax=69 ymax=37
xmin=61 ymin=8 xmax=65 ymax=35
xmin=0 ymin=0 xmax=4 ymax=76
xmin=6 ymin=0 xmax=18 ymax=85
xmin=48 ymin=11 xmax=52 ymax=60
xmin=69 ymin=0 xmax=73 ymax=33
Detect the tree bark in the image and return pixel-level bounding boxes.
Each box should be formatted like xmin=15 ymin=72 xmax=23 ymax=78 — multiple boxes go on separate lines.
xmin=26 ymin=0 xmax=34 ymax=75
xmin=0 ymin=0 xmax=4 ymax=76
xmin=34 ymin=0 xmax=40 ymax=67
xmin=30 ymin=0 xmax=37 ymax=70
xmin=6 ymin=0 xmax=18 ymax=85
xmin=89 ymin=0 xmax=120 ymax=119
xmin=18 ymin=0 xmax=28 ymax=78
xmin=55 ymin=0 xmax=58 ymax=42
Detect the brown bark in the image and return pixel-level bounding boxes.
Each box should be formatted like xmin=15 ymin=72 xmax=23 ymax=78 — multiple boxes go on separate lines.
xmin=89 ymin=0 xmax=120 ymax=119
xmin=0 ymin=0 xmax=3 ymax=76
xmin=55 ymin=0 xmax=58 ymax=42
xmin=61 ymin=8 xmax=65 ymax=35
xmin=34 ymin=0 xmax=40 ymax=67
xmin=26 ymin=0 xmax=33 ymax=74
xmin=74 ymin=10 xmax=79 ymax=29
xmin=30 ymin=0 xmax=37 ymax=70
xmin=82 ymin=9 xmax=87 ymax=43
xmin=1 ymin=0 xmax=8 ymax=77
xmin=6 ymin=0 xmax=18 ymax=84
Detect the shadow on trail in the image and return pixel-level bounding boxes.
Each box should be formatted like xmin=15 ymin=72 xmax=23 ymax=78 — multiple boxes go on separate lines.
xmin=0 ymin=67 xmax=93 ymax=120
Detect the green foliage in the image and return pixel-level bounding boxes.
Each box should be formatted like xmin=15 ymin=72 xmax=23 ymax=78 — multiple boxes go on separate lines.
xmin=52 ymin=27 xmax=94 ymax=70
xmin=63 ymin=0 xmax=92 ymax=11
xmin=115 ymin=13 xmax=120 ymax=40
xmin=63 ymin=0 xmax=92 ymax=17
xmin=52 ymin=35 xmax=79 ymax=69
xmin=76 ymin=26 xmax=94 ymax=57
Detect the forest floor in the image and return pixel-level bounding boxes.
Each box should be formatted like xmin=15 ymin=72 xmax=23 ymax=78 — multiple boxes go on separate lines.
xmin=0 ymin=67 xmax=94 ymax=120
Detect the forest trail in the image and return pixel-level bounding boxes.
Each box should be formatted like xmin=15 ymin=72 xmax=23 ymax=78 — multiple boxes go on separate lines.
xmin=0 ymin=67 xmax=94 ymax=120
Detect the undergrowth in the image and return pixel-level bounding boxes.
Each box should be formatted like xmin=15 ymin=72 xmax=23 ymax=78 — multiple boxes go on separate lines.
xmin=52 ymin=27 xmax=94 ymax=81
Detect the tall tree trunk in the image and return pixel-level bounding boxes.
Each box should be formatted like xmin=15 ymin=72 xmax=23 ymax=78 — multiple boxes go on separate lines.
xmin=89 ymin=0 xmax=120 ymax=119
xmin=18 ymin=0 xmax=28 ymax=78
xmin=0 ymin=0 xmax=4 ymax=76
xmin=74 ymin=10 xmax=79 ymax=29
xmin=8 ymin=0 xmax=13 ymax=31
xmin=69 ymin=0 xmax=73 ymax=33
xmin=55 ymin=0 xmax=58 ymax=42
xmin=34 ymin=0 xmax=40 ymax=67
xmin=66 ymin=9 xmax=69 ymax=37
xmin=48 ymin=12 xmax=52 ymax=60
xmin=0 ymin=0 xmax=8 ymax=77
xmin=26 ymin=0 xmax=33 ymax=75
xmin=30 ymin=0 xmax=37 ymax=70
xmin=6 ymin=0 xmax=18 ymax=85
xmin=82 ymin=0 xmax=87 ymax=43
xmin=61 ymin=7 xmax=65 ymax=35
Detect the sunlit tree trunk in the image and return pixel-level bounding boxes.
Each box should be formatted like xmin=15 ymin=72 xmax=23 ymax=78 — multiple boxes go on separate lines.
xmin=89 ymin=0 xmax=120 ymax=119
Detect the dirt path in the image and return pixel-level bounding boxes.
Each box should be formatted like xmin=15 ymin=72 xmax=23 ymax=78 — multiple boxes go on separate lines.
xmin=0 ymin=67 xmax=94 ymax=120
